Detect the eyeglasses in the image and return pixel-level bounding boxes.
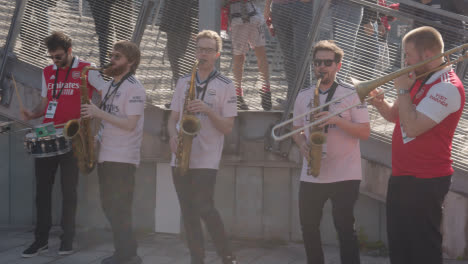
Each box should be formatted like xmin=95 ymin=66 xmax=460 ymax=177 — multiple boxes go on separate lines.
xmin=196 ymin=47 xmax=217 ymax=54
xmin=107 ymin=52 xmax=123 ymax=60
xmin=313 ymin=59 xmax=335 ymax=67
xmin=46 ymin=54 xmax=66 ymax=60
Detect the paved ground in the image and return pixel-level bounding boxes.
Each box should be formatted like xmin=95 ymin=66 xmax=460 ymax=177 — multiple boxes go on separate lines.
xmin=1 ymin=227 xmax=468 ymax=264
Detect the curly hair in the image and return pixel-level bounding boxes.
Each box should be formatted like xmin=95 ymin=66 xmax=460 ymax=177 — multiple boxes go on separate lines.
xmin=44 ymin=31 xmax=72 ymax=52
xmin=113 ymin=41 xmax=141 ymax=74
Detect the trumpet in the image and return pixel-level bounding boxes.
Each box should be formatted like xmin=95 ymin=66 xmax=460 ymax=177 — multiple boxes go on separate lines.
xmin=272 ymin=43 xmax=468 ymax=142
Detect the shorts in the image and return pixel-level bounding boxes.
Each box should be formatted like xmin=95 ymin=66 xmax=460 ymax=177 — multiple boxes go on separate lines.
xmin=231 ymin=21 xmax=266 ymax=55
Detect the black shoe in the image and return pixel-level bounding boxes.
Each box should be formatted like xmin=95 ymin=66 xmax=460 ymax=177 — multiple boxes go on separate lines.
xmin=58 ymin=240 xmax=74 ymax=255
xmin=259 ymin=90 xmax=272 ymax=111
xmin=21 ymin=241 xmax=48 ymax=258
xmin=101 ymin=255 xmax=116 ymax=264
xmin=237 ymin=96 xmax=249 ymax=110
xmin=223 ymin=255 xmax=237 ymax=264
xmin=122 ymin=255 xmax=142 ymax=264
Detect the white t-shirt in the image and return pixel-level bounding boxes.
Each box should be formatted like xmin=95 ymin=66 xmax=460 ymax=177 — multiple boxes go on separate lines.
xmin=293 ymin=81 xmax=370 ymax=183
xmin=170 ymin=70 xmax=237 ymax=169
xmin=98 ymin=75 xmax=146 ymax=166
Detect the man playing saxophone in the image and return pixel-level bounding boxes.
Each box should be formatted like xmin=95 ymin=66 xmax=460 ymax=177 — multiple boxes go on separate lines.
xmin=291 ymin=40 xmax=370 ymax=264
xmin=81 ymin=41 xmax=145 ymax=264
xmin=20 ymin=31 xmax=105 ymax=257
xmin=369 ymin=26 xmax=465 ymax=264
xmin=167 ymin=30 xmax=238 ymax=264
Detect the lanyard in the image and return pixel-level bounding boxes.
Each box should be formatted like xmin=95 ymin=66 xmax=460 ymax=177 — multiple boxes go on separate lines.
xmin=52 ymin=57 xmax=75 ymax=100
xmin=320 ymin=81 xmax=339 ymax=133
xmin=195 ymin=70 xmax=218 ymax=101
xmin=100 ymin=73 xmax=132 ymax=113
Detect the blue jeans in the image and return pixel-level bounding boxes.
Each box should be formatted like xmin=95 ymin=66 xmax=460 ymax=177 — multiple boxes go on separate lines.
xmin=271 ymin=1 xmax=314 ymax=100
xmin=331 ymin=0 xmax=363 ymax=80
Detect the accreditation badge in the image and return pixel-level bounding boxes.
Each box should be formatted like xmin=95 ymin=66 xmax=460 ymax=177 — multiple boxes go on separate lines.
xmin=45 ymin=101 xmax=58 ymax=119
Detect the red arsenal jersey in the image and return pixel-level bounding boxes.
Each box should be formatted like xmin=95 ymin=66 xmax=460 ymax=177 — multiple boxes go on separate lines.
xmin=392 ymin=68 xmax=465 ymax=178
xmin=41 ymin=56 xmax=104 ymax=126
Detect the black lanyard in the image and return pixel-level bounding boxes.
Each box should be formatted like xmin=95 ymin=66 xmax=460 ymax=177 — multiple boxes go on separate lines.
xmin=319 ymin=81 xmax=338 ymax=133
xmin=52 ymin=57 xmax=75 ymax=100
xmin=195 ymin=70 xmax=218 ymax=101
xmin=99 ymin=73 xmax=132 ymax=112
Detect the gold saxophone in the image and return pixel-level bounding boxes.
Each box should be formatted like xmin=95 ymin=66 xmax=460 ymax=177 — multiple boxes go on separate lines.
xmin=307 ymin=76 xmax=326 ymax=177
xmin=175 ymin=60 xmax=201 ymax=176
xmin=63 ymin=65 xmax=100 ymax=174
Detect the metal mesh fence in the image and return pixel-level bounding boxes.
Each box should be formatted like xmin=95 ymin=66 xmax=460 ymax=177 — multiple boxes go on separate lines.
xmin=322 ymin=0 xmax=468 ymax=170
xmin=14 ymin=0 xmax=142 ymax=68
xmin=138 ymin=0 xmax=198 ymax=107
xmin=0 ymin=1 xmax=16 ymax=48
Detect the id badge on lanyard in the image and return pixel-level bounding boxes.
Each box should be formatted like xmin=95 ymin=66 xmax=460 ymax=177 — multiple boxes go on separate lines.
xmin=400 ymin=121 xmax=415 ymax=144
xmin=45 ymin=100 xmax=58 ymax=119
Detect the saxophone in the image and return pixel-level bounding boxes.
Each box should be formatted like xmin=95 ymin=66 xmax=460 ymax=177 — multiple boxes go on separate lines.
xmin=175 ymin=60 xmax=201 ymax=176
xmin=307 ymin=76 xmax=326 ymax=177
xmin=63 ymin=65 xmax=100 ymax=174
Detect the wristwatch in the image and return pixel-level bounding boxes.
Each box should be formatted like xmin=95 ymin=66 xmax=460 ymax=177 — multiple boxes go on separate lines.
xmin=398 ymin=89 xmax=410 ymax=95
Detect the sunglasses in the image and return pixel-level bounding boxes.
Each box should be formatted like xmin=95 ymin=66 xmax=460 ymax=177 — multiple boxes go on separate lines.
xmin=46 ymin=54 xmax=66 ymax=60
xmin=313 ymin=59 xmax=335 ymax=67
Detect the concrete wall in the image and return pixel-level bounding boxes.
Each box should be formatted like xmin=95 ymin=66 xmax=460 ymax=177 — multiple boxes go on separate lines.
xmin=1 ymin=72 xmax=467 ymax=259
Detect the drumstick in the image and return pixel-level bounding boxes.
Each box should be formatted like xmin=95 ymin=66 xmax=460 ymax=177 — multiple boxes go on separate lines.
xmin=11 ymin=75 xmax=24 ymax=111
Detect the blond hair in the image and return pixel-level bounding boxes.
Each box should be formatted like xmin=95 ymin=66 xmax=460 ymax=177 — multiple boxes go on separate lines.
xmin=403 ymin=26 xmax=444 ymax=55
xmin=196 ymin=30 xmax=223 ymax=52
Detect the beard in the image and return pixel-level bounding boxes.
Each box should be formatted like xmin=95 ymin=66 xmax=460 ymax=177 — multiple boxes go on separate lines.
xmin=104 ymin=63 xmax=127 ymax=77
xmin=56 ymin=58 xmax=68 ymax=68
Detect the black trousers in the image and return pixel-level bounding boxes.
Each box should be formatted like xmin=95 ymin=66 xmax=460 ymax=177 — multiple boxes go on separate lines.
xmin=299 ymin=180 xmax=361 ymax=264
xmin=386 ymin=175 xmax=451 ymax=264
xmin=34 ymin=151 xmax=79 ymax=244
xmin=88 ymin=0 xmax=133 ymax=67
xmin=172 ymin=168 xmax=232 ymax=264
xmin=98 ymin=162 xmax=138 ymax=261
xmin=165 ymin=30 xmax=197 ymax=84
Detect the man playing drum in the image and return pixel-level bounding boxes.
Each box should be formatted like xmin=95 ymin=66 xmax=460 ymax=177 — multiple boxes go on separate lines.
xmin=20 ymin=31 xmax=104 ymax=257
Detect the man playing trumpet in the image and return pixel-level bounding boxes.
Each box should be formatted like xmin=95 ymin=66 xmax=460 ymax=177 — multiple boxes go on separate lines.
xmin=292 ymin=40 xmax=370 ymax=264
xmin=369 ymin=26 xmax=465 ymax=264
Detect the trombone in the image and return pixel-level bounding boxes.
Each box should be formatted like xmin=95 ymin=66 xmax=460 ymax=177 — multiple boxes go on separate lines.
xmin=271 ymin=43 xmax=468 ymax=141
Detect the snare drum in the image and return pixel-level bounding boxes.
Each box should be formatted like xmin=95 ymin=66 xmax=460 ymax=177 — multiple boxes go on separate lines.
xmin=24 ymin=128 xmax=72 ymax=158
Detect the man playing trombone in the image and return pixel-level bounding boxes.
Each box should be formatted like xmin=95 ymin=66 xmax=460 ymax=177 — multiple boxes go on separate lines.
xmin=369 ymin=26 xmax=465 ymax=264
xmin=292 ymin=40 xmax=370 ymax=264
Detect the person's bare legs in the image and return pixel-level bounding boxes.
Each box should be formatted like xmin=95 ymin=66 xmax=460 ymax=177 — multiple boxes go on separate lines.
xmin=233 ymin=54 xmax=249 ymax=110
